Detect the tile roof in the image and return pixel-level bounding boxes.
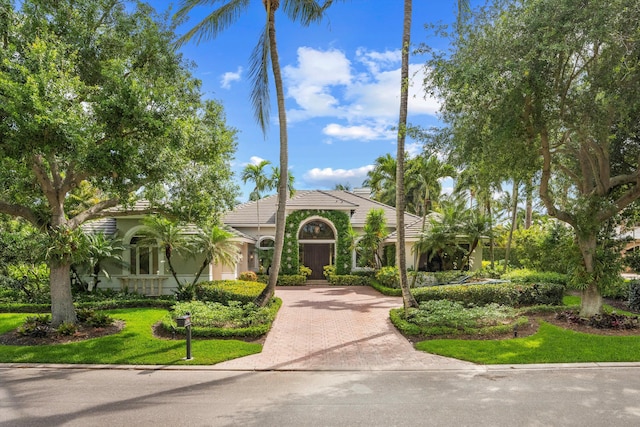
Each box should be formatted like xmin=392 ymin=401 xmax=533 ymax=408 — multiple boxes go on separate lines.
xmin=222 ymin=190 xmax=421 ymax=231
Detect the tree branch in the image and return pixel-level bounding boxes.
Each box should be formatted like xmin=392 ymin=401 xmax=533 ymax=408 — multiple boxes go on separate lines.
xmin=0 ymin=201 xmax=40 ymax=226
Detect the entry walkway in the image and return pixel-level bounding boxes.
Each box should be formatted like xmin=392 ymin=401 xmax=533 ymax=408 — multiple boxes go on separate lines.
xmin=215 ymin=286 xmax=475 ymax=371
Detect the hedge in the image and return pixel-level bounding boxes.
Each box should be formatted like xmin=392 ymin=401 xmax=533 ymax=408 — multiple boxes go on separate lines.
xmin=0 ymin=298 xmax=174 ymax=313
xmin=411 ymin=282 xmax=565 ymax=307
xmin=277 ymin=275 xmax=307 ymax=286
xmin=327 ymin=275 xmax=370 ymax=286
xmin=195 ymin=280 xmax=265 ymax=304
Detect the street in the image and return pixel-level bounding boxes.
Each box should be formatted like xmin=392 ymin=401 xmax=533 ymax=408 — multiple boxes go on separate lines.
xmin=2 ymin=365 xmax=640 ymax=426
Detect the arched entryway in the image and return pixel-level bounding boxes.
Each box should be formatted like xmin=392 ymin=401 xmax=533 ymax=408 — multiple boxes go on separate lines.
xmin=298 ymin=218 xmax=336 ymax=280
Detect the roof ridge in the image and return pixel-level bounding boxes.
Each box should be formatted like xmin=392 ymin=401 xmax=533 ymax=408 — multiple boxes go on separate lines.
xmin=316 ymin=189 xmax=359 ymax=206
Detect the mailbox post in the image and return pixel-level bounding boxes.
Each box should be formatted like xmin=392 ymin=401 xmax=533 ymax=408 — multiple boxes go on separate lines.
xmin=176 ymin=312 xmax=193 ymax=360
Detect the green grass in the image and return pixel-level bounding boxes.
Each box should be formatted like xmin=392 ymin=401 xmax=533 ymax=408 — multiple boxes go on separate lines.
xmin=416 ymin=296 xmax=640 ymax=364
xmin=416 ymin=322 xmax=640 ymax=364
xmin=0 ymin=309 xmax=261 ymax=365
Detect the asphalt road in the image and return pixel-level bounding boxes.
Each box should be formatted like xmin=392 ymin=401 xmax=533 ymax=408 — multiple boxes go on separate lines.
xmin=2 ymin=365 xmax=640 ymax=426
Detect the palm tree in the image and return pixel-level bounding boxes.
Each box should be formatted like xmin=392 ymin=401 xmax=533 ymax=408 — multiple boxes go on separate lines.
xmin=270 ymin=166 xmax=296 ymax=198
xmin=241 ymin=159 xmax=273 ymax=247
xmin=138 ymin=216 xmax=190 ymax=287
xmin=176 ymin=0 xmax=338 ymax=306
xmin=357 ymin=209 xmax=387 ymax=268
xmin=396 ymin=0 xmax=469 ymax=309
xmin=396 ymin=0 xmax=417 ymax=309
xmin=190 ymin=225 xmax=241 ymax=285
xmin=364 ymin=153 xmax=398 ymax=207
xmin=84 ymin=232 xmax=126 ymax=292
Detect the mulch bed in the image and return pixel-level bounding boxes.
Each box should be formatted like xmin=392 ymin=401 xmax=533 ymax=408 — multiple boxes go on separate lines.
xmin=0 ymin=320 xmax=125 ymax=346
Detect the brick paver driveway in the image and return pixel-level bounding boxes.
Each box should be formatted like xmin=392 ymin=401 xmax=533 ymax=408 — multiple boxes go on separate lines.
xmin=215 ymin=286 xmax=475 ymax=371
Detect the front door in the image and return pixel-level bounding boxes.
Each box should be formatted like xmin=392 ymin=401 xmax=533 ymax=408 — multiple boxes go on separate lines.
xmin=303 ymin=244 xmax=330 ymax=280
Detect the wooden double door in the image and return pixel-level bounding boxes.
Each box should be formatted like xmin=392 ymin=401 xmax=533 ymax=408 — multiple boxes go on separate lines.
xmin=302 ymin=243 xmax=331 ymax=280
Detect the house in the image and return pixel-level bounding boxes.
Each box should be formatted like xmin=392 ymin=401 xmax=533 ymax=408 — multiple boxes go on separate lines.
xmin=87 ymin=190 xmax=483 ymax=295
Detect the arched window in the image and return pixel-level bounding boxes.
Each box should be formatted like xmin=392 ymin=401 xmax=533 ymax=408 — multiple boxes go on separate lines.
xmin=299 ymin=220 xmax=334 ymax=240
xmin=129 ymin=236 xmax=160 ymax=275
xmin=258 ymin=237 xmax=275 ymax=249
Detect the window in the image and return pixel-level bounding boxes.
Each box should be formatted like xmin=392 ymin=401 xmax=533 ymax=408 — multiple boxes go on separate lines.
xmin=299 ymin=220 xmax=334 ymax=240
xmin=129 ymin=236 xmax=160 ymax=275
xmin=258 ymin=237 xmax=275 ymax=249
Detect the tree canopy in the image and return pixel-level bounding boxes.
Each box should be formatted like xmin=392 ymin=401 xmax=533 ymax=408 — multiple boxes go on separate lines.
xmin=426 ymin=0 xmax=640 ymax=315
xmin=0 ymin=0 xmax=238 ymax=325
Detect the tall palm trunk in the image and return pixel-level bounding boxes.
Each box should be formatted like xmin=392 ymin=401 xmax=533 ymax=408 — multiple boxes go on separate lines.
xmin=256 ymin=2 xmax=287 ymax=306
xmin=396 ymin=0 xmax=418 ymax=310
xmin=503 ymin=180 xmax=519 ymax=273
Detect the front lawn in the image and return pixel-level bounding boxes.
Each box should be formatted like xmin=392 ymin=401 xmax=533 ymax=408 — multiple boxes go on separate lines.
xmin=0 ymin=308 xmax=261 ymax=365
xmin=417 ymin=322 xmax=640 ymax=364
xmin=413 ymin=296 xmax=640 ymax=364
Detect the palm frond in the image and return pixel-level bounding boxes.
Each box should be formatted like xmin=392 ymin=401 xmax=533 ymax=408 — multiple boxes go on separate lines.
xmin=175 ymin=0 xmax=250 ymax=47
xmin=248 ymin=25 xmax=271 ymax=133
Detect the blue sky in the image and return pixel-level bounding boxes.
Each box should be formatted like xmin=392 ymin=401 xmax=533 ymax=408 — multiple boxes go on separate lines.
xmin=146 ymin=1 xmax=482 ymax=201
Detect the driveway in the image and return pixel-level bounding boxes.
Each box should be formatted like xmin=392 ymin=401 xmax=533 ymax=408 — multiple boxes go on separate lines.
xmin=214 ymin=286 xmax=475 ymax=371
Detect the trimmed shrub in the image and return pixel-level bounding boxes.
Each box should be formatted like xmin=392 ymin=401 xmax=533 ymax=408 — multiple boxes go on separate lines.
xmin=411 ymin=282 xmax=565 ymax=307
xmin=502 ymin=269 xmax=568 ymax=286
xmin=299 ymin=266 xmax=312 ymax=279
xmin=369 ymin=279 xmax=402 ymax=296
xmin=238 ymin=271 xmax=258 ymax=282
xmin=277 ymin=275 xmax=306 ymax=286
xmin=328 ymin=275 xmax=370 ymax=286
xmin=323 ymin=265 xmax=336 ymax=279
xmin=195 ymin=280 xmax=265 ymax=304
xmin=375 ymin=266 xmax=399 ymax=288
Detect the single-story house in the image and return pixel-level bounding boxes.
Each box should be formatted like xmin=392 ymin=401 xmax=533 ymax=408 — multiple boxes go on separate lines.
xmin=86 ymin=189 xmax=483 ymax=295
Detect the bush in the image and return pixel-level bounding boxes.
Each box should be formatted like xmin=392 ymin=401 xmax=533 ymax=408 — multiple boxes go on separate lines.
xmin=277 ymin=275 xmax=306 ymax=286
xmin=195 ymin=280 xmax=265 ymax=304
xmin=629 ymin=281 xmax=640 ymax=312
xmin=162 ymin=298 xmax=282 ymax=338
xmin=375 ymin=266 xmax=399 ymax=288
xmin=174 ymin=282 xmax=198 ymax=301
xmin=411 ymin=282 xmax=565 ymax=307
xmin=238 ymin=271 xmax=258 ymax=282
xmin=299 ymin=266 xmax=312 ymax=279
xmin=502 ymin=269 xmax=568 ymax=286
xmin=17 ymin=314 xmax=51 ymax=337
xmin=390 ymin=302 xmax=528 ymax=337
xmin=327 ymin=275 xmax=370 ymax=286
xmin=56 ymin=322 xmax=77 ymax=336
xmin=323 ymin=265 xmax=336 ymax=279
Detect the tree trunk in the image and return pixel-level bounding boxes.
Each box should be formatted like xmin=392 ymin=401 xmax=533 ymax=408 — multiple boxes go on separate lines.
xmin=577 ymin=233 xmax=603 ymax=316
xmin=525 ymin=178 xmax=533 ymax=229
xmin=50 ymin=262 xmax=77 ymax=327
xmin=396 ymin=0 xmax=418 ymax=310
xmin=503 ymin=181 xmax=519 ymax=273
xmin=256 ymin=4 xmax=286 ymax=307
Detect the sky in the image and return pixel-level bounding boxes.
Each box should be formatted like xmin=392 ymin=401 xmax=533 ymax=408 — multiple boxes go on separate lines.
xmin=145 ymin=0 xmax=483 ymax=201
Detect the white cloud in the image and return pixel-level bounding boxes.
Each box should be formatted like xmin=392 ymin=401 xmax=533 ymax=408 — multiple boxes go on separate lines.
xmin=283 ymin=47 xmax=440 ymax=134
xmin=220 ymin=66 xmax=243 ymax=89
xmin=322 ymin=123 xmax=394 ymax=141
xmin=303 ymin=165 xmax=374 ymax=189
xmin=248 ymin=156 xmax=267 ymax=166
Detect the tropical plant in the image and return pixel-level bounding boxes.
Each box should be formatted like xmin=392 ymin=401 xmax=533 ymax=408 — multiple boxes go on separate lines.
xmin=0 ymin=1 xmax=238 ymax=326
xmin=364 ymin=153 xmax=399 ymax=207
xmin=190 ymin=225 xmax=241 ymax=286
xmin=175 ymin=0 xmax=339 ymax=306
xmin=356 ymin=209 xmax=387 ymax=269
xmin=426 ymin=0 xmax=640 ymax=315
xmin=241 ymin=159 xmax=273 ymax=251
xmin=75 ymin=232 xmax=127 ymax=292
xmin=138 ymin=216 xmax=191 ymax=287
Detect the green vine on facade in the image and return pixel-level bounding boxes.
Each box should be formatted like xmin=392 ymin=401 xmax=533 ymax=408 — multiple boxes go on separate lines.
xmin=282 ymin=210 xmax=353 ymax=275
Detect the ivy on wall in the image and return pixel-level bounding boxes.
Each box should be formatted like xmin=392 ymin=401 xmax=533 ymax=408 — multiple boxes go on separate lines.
xmin=282 ymin=210 xmax=353 ymax=275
